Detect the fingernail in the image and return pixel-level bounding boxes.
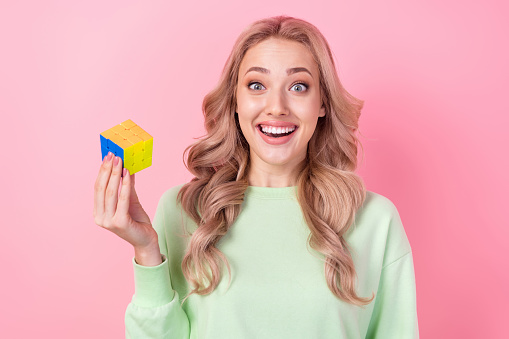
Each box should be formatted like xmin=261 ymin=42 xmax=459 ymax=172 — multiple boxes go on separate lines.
xmin=113 ymin=156 xmax=119 ymax=166
xmin=107 ymin=152 xmax=113 ymax=161
xmin=123 ymin=168 xmax=128 ymax=176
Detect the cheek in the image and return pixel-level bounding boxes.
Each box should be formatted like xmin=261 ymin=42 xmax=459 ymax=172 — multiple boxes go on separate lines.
xmin=299 ymin=112 xmax=321 ymax=140
xmin=238 ymin=91 xmax=263 ymax=111
xmin=237 ymin=114 xmax=254 ymax=138
xmin=237 ymin=104 xmax=261 ymax=128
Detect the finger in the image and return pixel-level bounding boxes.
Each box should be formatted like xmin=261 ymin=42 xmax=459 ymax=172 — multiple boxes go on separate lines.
xmin=104 ymin=156 xmax=123 ymax=219
xmin=94 ymin=152 xmax=114 ymax=223
xmin=130 ymin=173 xmax=140 ymax=204
xmin=116 ymin=167 xmax=131 ymax=218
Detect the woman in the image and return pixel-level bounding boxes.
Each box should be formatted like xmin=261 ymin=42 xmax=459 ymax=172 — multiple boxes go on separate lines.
xmin=94 ymin=15 xmax=419 ymax=338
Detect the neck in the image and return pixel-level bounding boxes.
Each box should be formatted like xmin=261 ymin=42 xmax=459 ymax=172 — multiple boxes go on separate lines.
xmin=247 ymin=157 xmax=306 ymax=187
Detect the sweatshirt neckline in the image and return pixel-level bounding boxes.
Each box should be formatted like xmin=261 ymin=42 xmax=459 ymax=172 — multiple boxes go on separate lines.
xmin=245 ymin=185 xmax=298 ymax=199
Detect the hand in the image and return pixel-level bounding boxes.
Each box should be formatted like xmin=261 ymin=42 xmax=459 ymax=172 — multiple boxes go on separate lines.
xmin=93 ymin=152 xmax=162 ymax=266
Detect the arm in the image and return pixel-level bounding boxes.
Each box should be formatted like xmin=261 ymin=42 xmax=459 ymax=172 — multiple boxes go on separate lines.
xmin=365 ymin=251 xmax=419 ymax=339
xmin=365 ymin=200 xmax=419 ymax=338
xmin=125 ymin=188 xmax=191 ymax=339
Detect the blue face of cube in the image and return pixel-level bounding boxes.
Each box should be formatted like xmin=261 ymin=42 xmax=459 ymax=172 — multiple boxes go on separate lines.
xmin=100 ymin=135 xmax=109 ymax=159
xmin=100 ymin=135 xmax=124 ymax=162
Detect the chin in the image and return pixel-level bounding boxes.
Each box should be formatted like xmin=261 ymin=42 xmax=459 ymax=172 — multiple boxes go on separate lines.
xmin=260 ymin=151 xmax=305 ymax=167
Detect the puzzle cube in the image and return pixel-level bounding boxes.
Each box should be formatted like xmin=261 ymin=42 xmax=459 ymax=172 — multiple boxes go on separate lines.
xmin=100 ymin=119 xmax=153 ymax=175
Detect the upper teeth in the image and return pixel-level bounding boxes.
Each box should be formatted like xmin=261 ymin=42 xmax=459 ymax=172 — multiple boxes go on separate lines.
xmin=260 ymin=125 xmax=296 ymax=134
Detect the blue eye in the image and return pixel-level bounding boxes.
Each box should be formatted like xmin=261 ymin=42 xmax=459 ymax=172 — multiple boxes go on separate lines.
xmin=247 ymin=82 xmax=309 ymax=92
xmin=248 ymin=82 xmax=265 ymax=91
xmin=291 ymin=83 xmax=308 ymax=92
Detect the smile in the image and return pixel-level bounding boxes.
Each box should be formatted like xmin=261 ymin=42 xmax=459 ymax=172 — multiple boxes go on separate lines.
xmin=258 ymin=124 xmax=296 ymax=138
xmin=256 ymin=123 xmax=298 ymax=145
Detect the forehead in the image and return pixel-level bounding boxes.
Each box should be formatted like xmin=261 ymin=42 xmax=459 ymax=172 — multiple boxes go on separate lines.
xmin=239 ymin=38 xmax=318 ymax=75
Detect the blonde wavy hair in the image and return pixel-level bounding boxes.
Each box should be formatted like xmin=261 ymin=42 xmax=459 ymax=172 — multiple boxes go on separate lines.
xmin=177 ymin=15 xmax=374 ymax=306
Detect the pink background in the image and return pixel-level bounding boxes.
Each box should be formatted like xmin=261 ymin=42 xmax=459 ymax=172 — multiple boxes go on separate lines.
xmin=1 ymin=1 xmax=508 ymax=338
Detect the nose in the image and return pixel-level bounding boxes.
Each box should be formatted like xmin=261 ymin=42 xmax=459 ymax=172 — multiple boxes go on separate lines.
xmin=266 ymin=88 xmax=289 ymax=116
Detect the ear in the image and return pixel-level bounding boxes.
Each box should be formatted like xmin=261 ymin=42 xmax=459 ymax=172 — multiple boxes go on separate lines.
xmin=319 ymin=104 xmax=326 ymax=117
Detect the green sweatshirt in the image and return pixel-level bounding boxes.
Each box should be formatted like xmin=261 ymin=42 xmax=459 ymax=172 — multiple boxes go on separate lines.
xmin=125 ymin=184 xmax=419 ymax=338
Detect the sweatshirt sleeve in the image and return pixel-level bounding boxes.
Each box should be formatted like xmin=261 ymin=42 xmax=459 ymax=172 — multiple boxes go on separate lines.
xmin=365 ymin=201 xmax=419 ymax=339
xmin=125 ymin=187 xmax=190 ymax=339
xmin=365 ymin=252 xmax=419 ymax=338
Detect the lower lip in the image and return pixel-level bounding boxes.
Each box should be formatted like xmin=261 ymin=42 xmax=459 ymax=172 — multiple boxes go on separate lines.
xmin=256 ymin=126 xmax=298 ymax=145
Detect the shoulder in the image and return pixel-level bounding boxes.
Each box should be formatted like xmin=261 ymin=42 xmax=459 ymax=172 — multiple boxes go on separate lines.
xmin=362 ymin=190 xmax=408 ymax=241
xmin=158 ymin=183 xmax=186 ymax=206
xmin=153 ymin=182 xmax=196 ymax=242
xmin=153 ymin=183 xmax=188 ymax=227
xmin=155 ymin=183 xmax=185 ymax=209
xmin=349 ymin=190 xmax=412 ymax=267
xmin=355 ymin=190 xmax=399 ymax=224
xmin=161 ymin=182 xmax=187 ymax=201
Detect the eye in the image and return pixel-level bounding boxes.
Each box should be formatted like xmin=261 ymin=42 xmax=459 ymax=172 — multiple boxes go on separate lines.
xmin=248 ymin=82 xmax=265 ymax=91
xmin=291 ymin=82 xmax=308 ymax=92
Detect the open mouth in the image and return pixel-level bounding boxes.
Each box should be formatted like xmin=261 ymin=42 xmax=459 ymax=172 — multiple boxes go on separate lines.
xmin=257 ymin=124 xmax=298 ymax=138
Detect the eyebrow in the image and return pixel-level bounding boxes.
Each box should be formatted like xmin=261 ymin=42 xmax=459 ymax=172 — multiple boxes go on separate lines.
xmin=244 ymin=66 xmax=313 ymax=78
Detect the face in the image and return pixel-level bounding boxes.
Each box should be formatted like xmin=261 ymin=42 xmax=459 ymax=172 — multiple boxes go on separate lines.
xmin=236 ymin=38 xmax=325 ymax=172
